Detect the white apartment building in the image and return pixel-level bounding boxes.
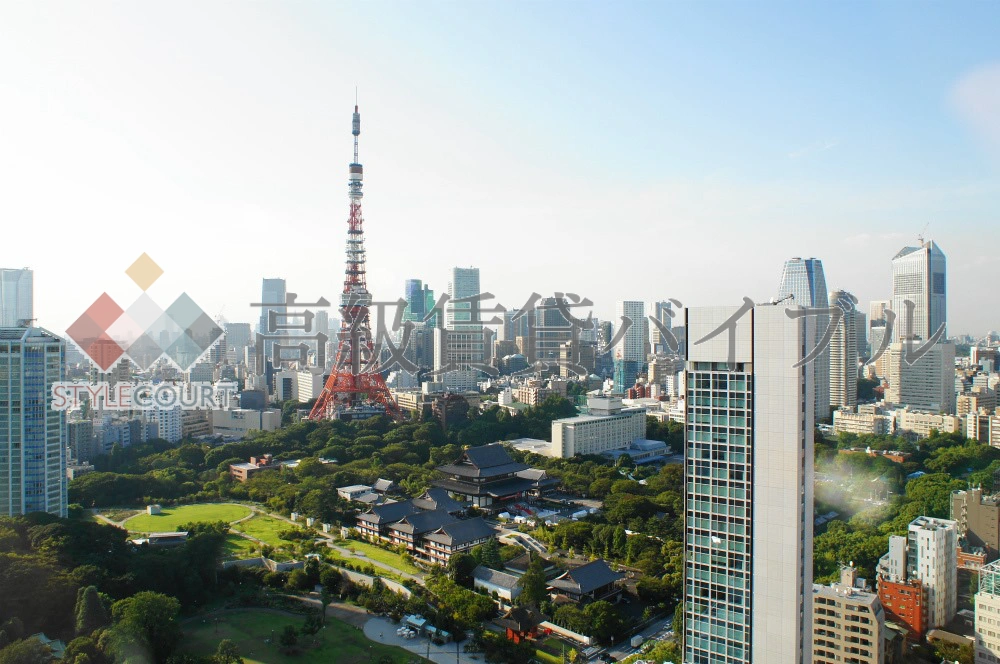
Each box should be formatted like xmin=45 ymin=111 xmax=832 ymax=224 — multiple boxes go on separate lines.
xmin=975 ymin=560 xmax=1000 ymax=664
xmin=908 ymin=516 xmax=958 ymax=630
xmin=833 ymin=405 xmax=892 ymax=436
xmin=550 ymin=396 xmax=646 ymax=458
xmin=893 ymin=408 xmax=962 ymax=438
xmin=615 ymin=301 xmax=646 ymax=362
xmin=147 ymin=406 xmax=182 ymax=443
xmin=683 ymin=304 xmax=814 ymax=664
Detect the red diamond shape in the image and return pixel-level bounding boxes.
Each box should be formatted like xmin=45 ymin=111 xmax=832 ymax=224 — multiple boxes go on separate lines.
xmin=66 ymin=313 xmax=103 ymax=355
xmin=87 ymin=293 xmax=124 ymax=329
xmin=85 ymin=334 xmax=124 ymax=371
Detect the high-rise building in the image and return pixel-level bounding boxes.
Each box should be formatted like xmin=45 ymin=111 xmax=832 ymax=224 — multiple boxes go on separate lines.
xmin=869 ymin=300 xmax=890 ymax=325
xmin=436 ymin=267 xmax=487 ymax=390
xmin=536 ymin=296 xmax=573 ymax=374
xmin=683 ymin=304 xmax=814 ymax=664
xmin=890 ymin=240 xmax=946 ymax=341
xmin=403 ymin=279 xmax=427 ymax=322
xmin=829 ymin=290 xmax=859 ymax=410
xmin=812 ymin=566 xmax=887 ymax=664
xmin=651 ymin=300 xmax=674 ymax=354
xmin=777 ymin=257 xmax=831 ymax=421
xmin=613 ymin=301 xmax=645 ymax=393
xmin=224 ymin=322 xmax=252 ymax=360
xmin=258 ymin=278 xmax=286 ymax=364
xmin=0 ymin=326 xmax=66 ymax=517
xmin=884 ymin=341 xmax=956 ymax=414
xmin=0 ymin=268 xmax=33 ymax=327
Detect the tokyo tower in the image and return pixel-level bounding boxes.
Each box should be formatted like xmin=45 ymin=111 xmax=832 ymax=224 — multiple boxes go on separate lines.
xmin=308 ymin=104 xmax=400 ymax=421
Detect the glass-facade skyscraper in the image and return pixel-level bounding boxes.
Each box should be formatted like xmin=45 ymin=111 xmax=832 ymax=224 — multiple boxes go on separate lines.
xmin=0 ymin=268 xmax=33 ymax=328
xmin=0 ymin=326 xmax=66 ymax=517
xmin=613 ymin=301 xmax=645 ymax=393
xmin=777 ymin=257 xmax=830 ymax=421
xmin=891 ymin=240 xmax=946 ymax=342
xmin=258 ymin=278 xmax=286 ymax=365
xmin=683 ymin=304 xmax=813 ymax=664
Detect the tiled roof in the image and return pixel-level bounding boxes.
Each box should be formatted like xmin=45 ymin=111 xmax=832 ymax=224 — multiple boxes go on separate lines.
xmin=473 ymin=565 xmax=521 ymax=591
xmin=423 ymin=517 xmax=495 ymax=546
xmin=548 ymin=559 xmax=623 ymax=595
xmin=389 ymin=509 xmax=457 ymax=535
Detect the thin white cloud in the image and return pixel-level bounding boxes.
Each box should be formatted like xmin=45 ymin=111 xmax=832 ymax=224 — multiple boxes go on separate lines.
xmin=952 ymin=62 xmax=1000 ymax=153
xmin=787 ymin=139 xmax=839 ymax=160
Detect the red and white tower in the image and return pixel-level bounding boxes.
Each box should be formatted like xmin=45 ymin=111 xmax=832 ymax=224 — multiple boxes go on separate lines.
xmin=308 ymin=105 xmax=400 ymax=421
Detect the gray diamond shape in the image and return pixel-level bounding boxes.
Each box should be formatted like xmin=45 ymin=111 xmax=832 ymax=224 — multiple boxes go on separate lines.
xmin=166 ymin=293 xmax=205 ymax=330
xmin=125 ymin=333 xmax=163 ymax=370
xmin=147 ymin=312 xmax=185 ymax=352
xmin=165 ymin=334 xmax=203 ymax=370
xmin=187 ymin=312 xmax=224 ymax=353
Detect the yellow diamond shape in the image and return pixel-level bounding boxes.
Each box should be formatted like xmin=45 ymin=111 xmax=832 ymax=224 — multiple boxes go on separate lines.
xmin=125 ymin=253 xmax=164 ymax=291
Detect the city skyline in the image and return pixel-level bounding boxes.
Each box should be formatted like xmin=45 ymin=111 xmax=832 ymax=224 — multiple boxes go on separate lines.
xmin=1 ymin=3 xmax=999 ymax=337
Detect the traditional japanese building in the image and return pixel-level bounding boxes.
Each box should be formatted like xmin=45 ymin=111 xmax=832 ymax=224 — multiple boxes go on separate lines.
xmin=434 ymin=443 xmax=558 ymax=510
xmin=548 ymin=559 xmax=624 ymax=604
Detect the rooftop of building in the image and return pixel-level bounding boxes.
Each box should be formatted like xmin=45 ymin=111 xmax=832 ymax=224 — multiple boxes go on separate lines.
xmin=472 ymin=565 xmax=521 ymax=591
xmin=436 ymin=443 xmax=529 ymax=479
xmin=423 ymin=517 xmax=496 ymax=547
xmin=548 ymin=559 xmax=624 ymax=595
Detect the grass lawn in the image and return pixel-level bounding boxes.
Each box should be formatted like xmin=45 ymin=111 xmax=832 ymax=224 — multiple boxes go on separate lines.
xmin=234 ymin=514 xmax=297 ymax=548
xmin=343 ymin=540 xmax=420 ymax=575
xmin=125 ymin=503 xmax=252 ymax=533
xmin=179 ymin=609 xmax=425 ymax=664
xmin=223 ymin=534 xmax=261 ymax=559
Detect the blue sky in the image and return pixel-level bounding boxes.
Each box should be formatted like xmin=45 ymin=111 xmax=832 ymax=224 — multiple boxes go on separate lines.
xmin=1 ymin=1 xmax=998 ymax=336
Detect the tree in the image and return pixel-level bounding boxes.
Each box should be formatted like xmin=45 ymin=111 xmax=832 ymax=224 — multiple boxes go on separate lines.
xmin=74 ymin=586 xmax=108 ymax=636
xmin=278 ymin=625 xmax=298 ymax=651
xmin=106 ymin=591 xmax=182 ymax=664
xmin=286 ymin=569 xmax=312 ymax=591
xmin=478 ymin=538 xmax=504 ymax=570
xmin=515 ymin=556 xmax=548 ymax=607
xmin=447 ymin=552 xmax=478 ymax=587
xmin=214 ymin=640 xmax=243 ymax=664
xmin=301 ymin=611 xmax=323 ymax=643
xmin=583 ymin=601 xmax=625 ymax=645
xmin=0 ymin=637 xmax=52 ymax=664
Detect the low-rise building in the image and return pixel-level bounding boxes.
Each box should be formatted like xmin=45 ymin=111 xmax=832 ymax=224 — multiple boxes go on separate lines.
xmin=603 ymin=438 xmax=670 ymax=464
xmin=893 ymin=408 xmax=962 ymax=438
xmin=337 ymin=485 xmax=375 ymax=502
xmin=547 ymin=559 xmax=624 ymax=604
xmin=229 ymin=454 xmax=281 ymax=482
xmin=550 ymin=396 xmax=646 ymax=458
xmin=212 ymin=408 xmax=281 ymax=437
xmin=433 ymin=443 xmax=557 ymax=511
xmin=834 ymin=405 xmax=893 ymax=436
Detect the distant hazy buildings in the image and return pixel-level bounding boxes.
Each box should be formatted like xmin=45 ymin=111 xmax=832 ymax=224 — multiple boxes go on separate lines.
xmin=650 ymin=300 xmax=674 ymax=354
xmin=258 ymin=278 xmax=286 ymax=363
xmin=0 ymin=268 xmax=33 ymax=327
xmin=777 ymin=257 xmax=831 ymax=421
xmin=890 ymin=240 xmax=946 ymax=342
xmin=683 ymin=304 xmax=814 ymax=664
xmin=436 ymin=267 xmax=487 ymax=391
xmin=0 ymin=326 xmax=66 ymax=517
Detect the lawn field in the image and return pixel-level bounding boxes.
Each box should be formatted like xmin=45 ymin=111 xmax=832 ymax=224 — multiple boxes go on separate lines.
xmin=179 ymin=609 xmax=425 ymax=664
xmin=125 ymin=504 xmax=252 ymax=533
xmin=342 ymin=540 xmax=420 ymax=575
xmin=233 ymin=514 xmax=296 ymax=547
xmin=223 ymin=534 xmax=260 ymax=559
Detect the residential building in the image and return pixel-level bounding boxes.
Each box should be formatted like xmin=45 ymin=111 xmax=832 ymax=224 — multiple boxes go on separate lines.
xmin=67 ymin=419 xmax=97 ymax=463
xmin=966 ymin=411 xmax=1000 ymax=447
xmin=893 ymin=408 xmax=961 ymax=438
xmin=885 ymin=341 xmax=956 ymax=414
xmin=550 ymin=396 xmax=646 ymax=458
xmin=683 ymin=304 xmax=814 ymax=664
xmin=829 ymin=289 xmax=859 ymax=410
xmin=890 ymin=240 xmax=947 ymax=342
xmin=181 ymin=409 xmax=211 ymax=438
xmin=777 ymin=256 xmax=831 ymax=421
xmin=959 ymin=388 xmax=998 ymax=417
xmin=834 ymin=405 xmax=893 ymax=436
xmin=812 ymin=566 xmax=887 ymax=664
xmin=974 ymin=559 xmax=1000 ymax=664
xmin=877 ymin=517 xmax=958 ymax=640
xmin=0 ymin=268 xmax=33 ymax=327
xmin=952 ymin=487 xmax=1000 ymax=562
xmin=0 ymin=327 xmax=66 ymax=517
